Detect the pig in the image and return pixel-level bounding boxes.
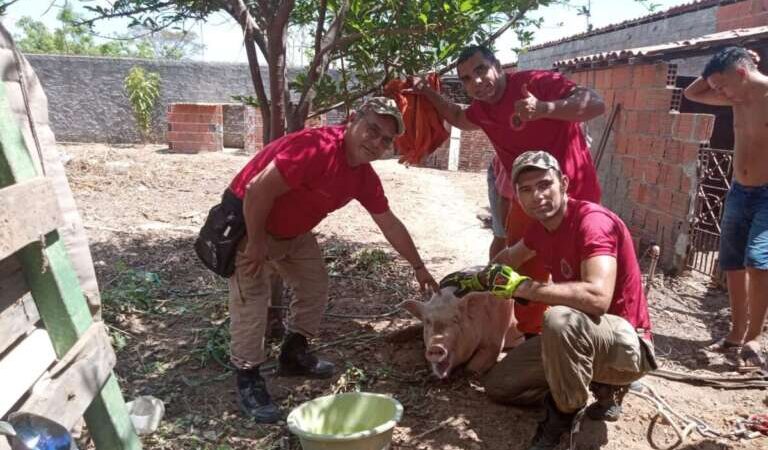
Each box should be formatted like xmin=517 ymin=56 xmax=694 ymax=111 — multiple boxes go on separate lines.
xmin=401 ymin=286 xmax=521 ymax=379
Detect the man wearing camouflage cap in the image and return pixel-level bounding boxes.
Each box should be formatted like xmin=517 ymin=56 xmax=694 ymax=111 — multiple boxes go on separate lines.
xmin=451 ymin=151 xmax=655 ymax=449
xmin=225 ymin=97 xmax=438 ymax=422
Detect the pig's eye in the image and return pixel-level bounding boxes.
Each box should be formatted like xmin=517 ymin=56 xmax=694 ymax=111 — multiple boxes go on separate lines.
xmin=451 ymin=316 xmax=460 ymax=324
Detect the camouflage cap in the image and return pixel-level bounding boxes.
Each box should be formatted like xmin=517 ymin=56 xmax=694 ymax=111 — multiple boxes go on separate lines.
xmin=510 ymin=150 xmax=562 ymax=184
xmin=362 ymin=97 xmax=405 ymax=136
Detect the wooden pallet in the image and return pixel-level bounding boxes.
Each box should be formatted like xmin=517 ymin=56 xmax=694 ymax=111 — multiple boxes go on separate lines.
xmin=0 ymin=79 xmax=140 ymax=449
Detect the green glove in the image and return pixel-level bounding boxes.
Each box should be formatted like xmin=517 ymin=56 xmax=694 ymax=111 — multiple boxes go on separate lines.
xmin=483 ymin=264 xmax=531 ymax=298
xmin=439 ymin=270 xmax=485 ymax=297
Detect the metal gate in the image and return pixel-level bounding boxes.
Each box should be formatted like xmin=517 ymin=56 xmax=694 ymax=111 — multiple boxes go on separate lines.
xmin=686 ymin=146 xmax=733 ymax=277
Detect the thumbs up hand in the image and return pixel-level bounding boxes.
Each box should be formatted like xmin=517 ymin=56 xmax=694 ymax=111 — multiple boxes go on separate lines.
xmin=513 ymin=83 xmax=549 ymax=123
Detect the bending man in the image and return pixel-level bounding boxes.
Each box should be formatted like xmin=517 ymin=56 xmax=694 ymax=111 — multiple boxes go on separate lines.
xmin=226 ymin=98 xmax=438 ymax=422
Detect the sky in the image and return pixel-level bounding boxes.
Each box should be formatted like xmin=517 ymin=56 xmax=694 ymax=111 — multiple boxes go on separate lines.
xmin=2 ymin=0 xmax=692 ymax=66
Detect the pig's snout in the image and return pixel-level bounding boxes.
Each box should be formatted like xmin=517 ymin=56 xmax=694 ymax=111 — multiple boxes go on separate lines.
xmin=426 ymin=344 xmax=448 ymax=362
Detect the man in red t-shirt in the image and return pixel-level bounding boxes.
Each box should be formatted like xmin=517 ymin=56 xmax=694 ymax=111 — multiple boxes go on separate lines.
xmin=226 ymin=98 xmax=438 ymax=423
xmin=453 ymin=151 xmax=656 ymax=450
xmin=413 ymin=45 xmax=605 ymax=337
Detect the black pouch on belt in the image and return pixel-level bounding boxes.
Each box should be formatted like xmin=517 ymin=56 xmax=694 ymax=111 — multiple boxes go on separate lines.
xmin=194 ymin=189 xmax=245 ymax=277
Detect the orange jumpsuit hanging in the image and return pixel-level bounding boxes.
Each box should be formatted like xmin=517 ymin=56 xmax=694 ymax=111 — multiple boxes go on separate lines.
xmin=384 ymin=74 xmax=449 ymax=165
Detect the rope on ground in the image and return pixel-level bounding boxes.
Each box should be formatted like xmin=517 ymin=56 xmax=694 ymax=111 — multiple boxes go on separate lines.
xmin=268 ymin=304 xmax=404 ymax=320
xmin=628 ymin=381 xmax=765 ymax=449
xmin=649 ymin=367 xmax=768 ymax=389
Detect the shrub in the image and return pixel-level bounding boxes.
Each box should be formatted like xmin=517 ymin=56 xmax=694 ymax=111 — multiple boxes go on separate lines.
xmin=124 ymin=66 xmax=160 ymax=141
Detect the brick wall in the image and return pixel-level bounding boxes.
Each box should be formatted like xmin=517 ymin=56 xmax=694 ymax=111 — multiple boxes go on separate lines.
xmin=421 ymin=137 xmax=451 ymax=169
xmin=223 ymin=104 xmax=245 ymax=148
xmin=565 ymin=62 xmax=715 ymax=271
xmin=717 ymin=0 xmax=768 ymax=30
xmin=417 ymin=80 xmax=496 ymax=172
xmin=166 ymin=103 xmax=223 ymax=153
xmin=243 ymin=107 xmax=328 ymax=154
xmin=244 ymin=106 xmax=263 ymax=154
xmin=457 ymin=129 xmax=496 ymax=171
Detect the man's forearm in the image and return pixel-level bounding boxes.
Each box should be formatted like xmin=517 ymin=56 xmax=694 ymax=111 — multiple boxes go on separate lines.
xmin=515 ymin=279 xmax=609 ymax=317
xmin=420 ymin=87 xmax=474 ymax=130
xmin=243 ymin=187 xmax=275 ymax=243
xmin=683 ymin=77 xmax=731 ymax=105
xmin=684 ymin=77 xmax=710 ymax=100
xmin=542 ymin=88 xmax=604 ymax=122
xmin=380 ymin=218 xmax=424 ymax=268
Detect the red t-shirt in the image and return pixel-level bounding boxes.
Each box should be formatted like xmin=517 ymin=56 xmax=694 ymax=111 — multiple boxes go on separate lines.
xmin=523 ymin=199 xmax=652 ymax=336
xmin=229 ymin=126 xmax=389 ymax=238
xmin=466 ymin=71 xmax=601 ymax=203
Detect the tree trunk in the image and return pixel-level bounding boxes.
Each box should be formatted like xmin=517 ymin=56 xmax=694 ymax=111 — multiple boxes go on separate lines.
xmin=266 ymin=0 xmax=294 ymax=142
xmin=225 ymin=0 xmax=273 ymax=144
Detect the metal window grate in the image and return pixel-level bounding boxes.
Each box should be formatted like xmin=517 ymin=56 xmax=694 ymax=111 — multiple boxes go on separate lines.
xmin=686 ymin=146 xmax=733 ymax=278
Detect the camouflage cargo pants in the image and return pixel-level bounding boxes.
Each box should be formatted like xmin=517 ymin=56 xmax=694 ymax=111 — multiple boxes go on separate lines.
xmin=228 ymin=233 xmax=328 ymax=369
xmin=483 ymin=306 xmax=656 ymax=413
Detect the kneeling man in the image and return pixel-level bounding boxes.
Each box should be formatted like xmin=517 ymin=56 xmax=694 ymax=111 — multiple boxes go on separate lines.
xmin=451 ymin=151 xmax=656 ymax=450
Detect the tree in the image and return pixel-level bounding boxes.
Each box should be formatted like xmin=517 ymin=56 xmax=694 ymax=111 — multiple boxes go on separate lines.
xmin=80 ymin=0 xmax=553 ymax=145
xmin=14 ymin=4 xmax=132 ymax=57
xmin=13 ymin=2 xmax=201 ymax=59
xmin=128 ymin=25 xmax=204 ymax=59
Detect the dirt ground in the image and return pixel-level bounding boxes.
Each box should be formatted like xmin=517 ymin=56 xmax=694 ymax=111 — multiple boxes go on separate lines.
xmin=61 ymin=142 xmax=768 ymax=450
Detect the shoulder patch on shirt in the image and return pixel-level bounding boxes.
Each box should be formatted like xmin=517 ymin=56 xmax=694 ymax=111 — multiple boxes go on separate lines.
xmin=560 ymin=258 xmax=574 ymax=280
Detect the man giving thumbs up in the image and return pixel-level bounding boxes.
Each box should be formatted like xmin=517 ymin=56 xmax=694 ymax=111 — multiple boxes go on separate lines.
xmin=412 ymin=45 xmax=606 ymax=336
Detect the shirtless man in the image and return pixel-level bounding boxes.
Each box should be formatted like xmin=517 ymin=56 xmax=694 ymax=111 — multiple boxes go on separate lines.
xmin=684 ymin=46 xmax=768 ymax=371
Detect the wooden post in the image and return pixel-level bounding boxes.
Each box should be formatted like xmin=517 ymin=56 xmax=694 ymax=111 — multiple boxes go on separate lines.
xmin=0 ymin=82 xmax=141 ymax=449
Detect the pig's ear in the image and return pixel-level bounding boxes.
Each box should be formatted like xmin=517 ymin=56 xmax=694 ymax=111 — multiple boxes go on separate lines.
xmin=400 ymin=300 xmax=425 ymax=320
xmin=459 ymin=293 xmax=489 ymax=320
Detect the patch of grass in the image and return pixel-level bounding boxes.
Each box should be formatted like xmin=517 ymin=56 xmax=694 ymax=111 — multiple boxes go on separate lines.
xmin=332 ymin=364 xmax=374 ymax=394
xmin=190 ymin=320 xmax=232 ymax=369
xmin=102 ymin=262 xmax=162 ymax=315
xmin=352 ymin=248 xmax=392 ymax=274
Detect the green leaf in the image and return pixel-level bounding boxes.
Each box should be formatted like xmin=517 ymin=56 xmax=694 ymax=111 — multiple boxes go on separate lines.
xmin=460 ymin=0 xmax=476 ymax=12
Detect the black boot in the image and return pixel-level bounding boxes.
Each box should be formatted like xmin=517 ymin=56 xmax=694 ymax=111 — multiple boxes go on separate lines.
xmin=235 ymin=367 xmax=281 ymax=423
xmin=278 ymin=332 xmax=335 ymax=378
xmin=586 ymin=382 xmax=630 ymax=422
xmin=528 ymin=394 xmax=576 ymax=450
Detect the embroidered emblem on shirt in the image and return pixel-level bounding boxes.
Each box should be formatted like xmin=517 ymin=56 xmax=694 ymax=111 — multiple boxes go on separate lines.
xmin=560 ymin=258 xmax=574 ymax=280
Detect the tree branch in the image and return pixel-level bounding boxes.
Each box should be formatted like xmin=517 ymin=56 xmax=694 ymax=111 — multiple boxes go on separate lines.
xmin=0 ymin=0 xmax=23 ymax=15
xmin=225 ymin=0 xmax=272 ymax=142
xmin=307 ymin=85 xmax=378 ymax=119
xmin=265 ymin=0 xmax=294 ymax=140
xmin=307 ymin=65 xmax=392 ymax=119
xmin=223 ymin=0 xmax=268 ymax=60
xmin=438 ymin=9 xmax=530 ymax=75
xmin=331 ymin=23 xmax=444 ymax=54
xmin=295 ymin=0 xmax=349 ymax=123
xmin=312 ymin=0 xmax=329 ymax=57
xmin=76 ymin=1 xmax=177 ymax=27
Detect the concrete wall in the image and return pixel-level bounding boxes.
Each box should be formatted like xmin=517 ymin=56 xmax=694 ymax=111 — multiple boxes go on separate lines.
xmin=25 ymin=54 xmax=302 ymax=144
xmin=518 ymin=8 xmax=717 ymax=74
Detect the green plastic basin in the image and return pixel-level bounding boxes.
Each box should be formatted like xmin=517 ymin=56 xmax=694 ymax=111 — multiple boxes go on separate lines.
xmin=287 ymin=392 xmax=404 ymax=450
